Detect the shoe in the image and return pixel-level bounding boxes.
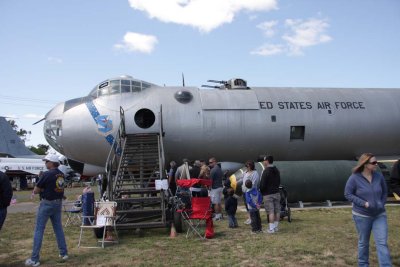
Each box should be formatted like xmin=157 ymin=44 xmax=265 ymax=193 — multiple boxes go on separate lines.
xmin=25 ymin=259 xmax=40 ymax=266
xmin=274 ymin=227 xmax=279 ymax=233
xmin=59 ymin=255 xmax=69 ymax=260
xmin=264 ymin=229 xmax=275 ymax=234
xmin=244 ymin=219 xmax=251 ymax=225
xmin=212 ymin=217 xmax=222 ymax=222
xmin=250 ymin=230 xmax=258 ymax=234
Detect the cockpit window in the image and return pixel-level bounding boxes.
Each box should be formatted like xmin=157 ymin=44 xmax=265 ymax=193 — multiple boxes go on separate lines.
xmin=121 ymin=80 xmax=131 ymax=93
xmin=88 ymin=77 xmax=155 ymax=98
xmin=109 ymin=80 xmax=120 ymax=95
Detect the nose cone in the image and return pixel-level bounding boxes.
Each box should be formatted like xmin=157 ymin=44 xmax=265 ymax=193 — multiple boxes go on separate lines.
xmin=43 ymin=102 xmax=65 ymax=154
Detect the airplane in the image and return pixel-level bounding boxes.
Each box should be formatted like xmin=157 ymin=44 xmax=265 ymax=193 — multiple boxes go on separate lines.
xmin=41 ymin=75 xmax=400 ymax=229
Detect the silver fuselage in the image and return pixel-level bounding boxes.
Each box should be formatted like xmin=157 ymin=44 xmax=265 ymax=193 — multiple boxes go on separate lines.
xmin=45 ymin=83 xmax=400 ymax=172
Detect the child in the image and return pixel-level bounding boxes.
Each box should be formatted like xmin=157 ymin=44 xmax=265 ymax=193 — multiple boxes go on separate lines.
xmin=224 ymin=188 xmax=238 ymax=228
xmin=245 ymin=179 xmax=262 ymax=233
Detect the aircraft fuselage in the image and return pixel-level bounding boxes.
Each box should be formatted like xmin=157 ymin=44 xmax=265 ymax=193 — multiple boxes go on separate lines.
xmin=44 ymin=77 xmax=400 ymax=174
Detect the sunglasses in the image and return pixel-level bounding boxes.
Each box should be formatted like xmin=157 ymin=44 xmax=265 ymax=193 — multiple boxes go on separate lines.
xmin=368 ymin=161 xmax=378 ymax=165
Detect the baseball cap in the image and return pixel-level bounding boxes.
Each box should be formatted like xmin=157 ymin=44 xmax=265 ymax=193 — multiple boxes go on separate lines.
xmin=43 ymin=154 xmax=60 ymax=163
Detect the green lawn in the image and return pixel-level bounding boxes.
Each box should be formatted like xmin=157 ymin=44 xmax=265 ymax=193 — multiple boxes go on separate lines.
xmin=1 ymin=205 xmax=399 ymax=266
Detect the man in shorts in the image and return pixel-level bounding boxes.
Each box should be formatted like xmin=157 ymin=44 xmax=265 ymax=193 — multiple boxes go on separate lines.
xmin=259 ymin=155 xmax=281 ymax=233
xmin=209 ymin=157 xmax=223 ymax=221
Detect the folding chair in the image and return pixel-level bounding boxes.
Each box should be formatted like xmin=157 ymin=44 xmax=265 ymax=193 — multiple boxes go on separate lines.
xmin=78 ymin=201 xmax=119 ymax=248
xmin=62 ymin=200 xmax=82 ymax=227
xmin=180 ymin=197 xmax=214 ymax=239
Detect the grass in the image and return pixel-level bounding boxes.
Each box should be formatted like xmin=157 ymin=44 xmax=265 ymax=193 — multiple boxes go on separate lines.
xmin=1 ymin=203 xmax=399 ymax=266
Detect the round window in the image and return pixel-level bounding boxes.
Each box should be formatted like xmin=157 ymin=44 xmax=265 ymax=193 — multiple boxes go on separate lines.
xmin=134 ymin=109 xmax=155 ymax=129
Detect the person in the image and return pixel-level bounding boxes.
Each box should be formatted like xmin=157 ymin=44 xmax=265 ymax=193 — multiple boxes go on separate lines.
xmin=344 ymin=153 xmax=392 ymax=267
xmin=240 ymin=160 xmax=259 ymax=225
xmin=0 ymin=171 xmax=13 ymax=231
xmin=189 ymin=160 xmax=201 ymax=178
xmin=224 ymin=188 xmax=238 ymax=228
xmin=189 ymin=160 xmax=202 ymax=196
xmin=96 ymin=173 xmax=103 ymax=197
xmin=198 ymin=164 xmax=210 ymax=179
xmin=168 ymin=161 xmax=177 ymax=195
xmin=389 ymin=159 xmax=400 ymax=196
xmin=209 ymin=157 xmax=223 ymax=221
xmin=175 ymin=158 xmax=191 ymax=180
xmin=259 ymin=155 xmax=281 ymax=233
xmin=245 ymin=179 xmax=262 ymax=233
xmin=25 ymin=154 xmax=68 ymax=267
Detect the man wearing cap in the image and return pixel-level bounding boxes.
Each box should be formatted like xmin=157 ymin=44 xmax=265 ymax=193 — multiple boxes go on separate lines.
xmin=259 ymin=155 xmax=281 ymax=233
xmin=25 ymin=154 xmax=68 ymax=267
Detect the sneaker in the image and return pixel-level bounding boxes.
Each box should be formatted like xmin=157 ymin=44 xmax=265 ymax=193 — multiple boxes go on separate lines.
xmin=25 ymin=259 xmax=40 ymax=266
xmin=212 ymin=217 xmax=222 ymax=222
xmin=244 ymin=219 xmax=251 ymax=225
xmin=250 ymin=230 xmax=258 ymax=234
xmin=59 ymin=255 xmax=69 ymax=260
xmin=264 ymin=229 xmax=275 ymax=234
xmin=274 ymin=227 xmax=279 ymax=233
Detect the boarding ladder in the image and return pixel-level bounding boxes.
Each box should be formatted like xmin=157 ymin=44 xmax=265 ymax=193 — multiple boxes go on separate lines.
xmin=105 ymin=107 xmax=167 ymax=230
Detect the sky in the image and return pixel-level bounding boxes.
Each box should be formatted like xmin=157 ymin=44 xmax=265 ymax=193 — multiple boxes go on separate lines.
xmin=0 ymin=0 xmax=399 ymax=148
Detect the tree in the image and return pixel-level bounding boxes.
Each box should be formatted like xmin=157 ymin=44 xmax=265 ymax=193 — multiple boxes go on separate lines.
xmin=29 ymin=144 xmax=49 ymax=155
xmin=7 ymin=119 xmax=31 ymax=143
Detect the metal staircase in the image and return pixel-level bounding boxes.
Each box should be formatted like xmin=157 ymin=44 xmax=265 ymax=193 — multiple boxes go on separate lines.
xmin=105 ymin=107 xmax=167 ymax=230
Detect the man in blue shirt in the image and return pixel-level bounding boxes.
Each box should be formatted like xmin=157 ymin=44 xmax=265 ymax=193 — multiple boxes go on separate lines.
xmin=25 ymin=154 xmax=68 ymax=267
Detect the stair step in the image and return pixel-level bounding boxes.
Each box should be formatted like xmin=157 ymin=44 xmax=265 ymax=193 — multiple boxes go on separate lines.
xmin=118 ymin=188 xmax=157 ymax=194
xmin=116 ymin=221 xmax=165 ymax=230
xmin=116 ymin=209 xmax=163 ymax=215
xmin=115 ymin=197 xmax=162 ymax=203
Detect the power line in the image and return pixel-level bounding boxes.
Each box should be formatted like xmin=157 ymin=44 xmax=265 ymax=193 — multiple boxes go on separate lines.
xmin=0 ymin=94 xmax=61 ymax=104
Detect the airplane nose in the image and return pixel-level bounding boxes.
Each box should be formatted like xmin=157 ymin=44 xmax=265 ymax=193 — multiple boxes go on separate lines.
xmin=44 ymin=102 xmax=65 ymax=154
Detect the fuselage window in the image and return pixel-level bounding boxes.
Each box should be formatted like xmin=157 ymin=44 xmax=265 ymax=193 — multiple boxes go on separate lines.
xmin=290 ymin=126 xmax=305 ymax=141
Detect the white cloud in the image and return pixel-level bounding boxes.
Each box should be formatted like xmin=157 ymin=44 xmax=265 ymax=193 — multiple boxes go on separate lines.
xmin=283 ymin=18 xmax=332 ymax=55
xmin=114 ymin=32 xmax=158 ymax=54
xmin=23 ymin=113 xmax=44 ymax=119
xmin=251 ymin=43 xmax=284 ymax=56
xmin=257 ymin=20 xmax=278 ymax=37
xmin=252 ymin=17 xmax=332 ymax=56
xmin=128 ymin=0 xmax=278 ymax=32
xmin=47 ymin=57 xmax=63 ymax=64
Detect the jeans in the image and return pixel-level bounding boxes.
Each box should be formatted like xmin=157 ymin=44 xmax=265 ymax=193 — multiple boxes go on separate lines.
xmin=227 ymin=214 xmax=238 ymax=227
xmin=0 ymin=207 xmax=7 ymax=231
xmin=353 ymin=214 xmax=392 ymax=267
xmin=249 ymin=210 xmax=262 ymax=232
xmin=31 ymin=199 xmax=68 ymax=262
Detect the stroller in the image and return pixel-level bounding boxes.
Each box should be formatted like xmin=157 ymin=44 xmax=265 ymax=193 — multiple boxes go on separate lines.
xmin=279 ymin=185 xmax=291 ymax=222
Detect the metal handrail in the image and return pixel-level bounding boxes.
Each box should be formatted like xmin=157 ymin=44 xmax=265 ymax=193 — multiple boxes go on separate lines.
xmin=105 ymin=107 xmax=126 ymax=200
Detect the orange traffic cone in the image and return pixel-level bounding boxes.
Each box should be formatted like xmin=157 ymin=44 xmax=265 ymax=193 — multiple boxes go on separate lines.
xmin=170 ymin=223 xmax=177 ymax=238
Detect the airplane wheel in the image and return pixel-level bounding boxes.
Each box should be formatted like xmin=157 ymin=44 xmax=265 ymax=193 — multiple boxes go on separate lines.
xmin=173 ymin=210 xmax=183 ymax=233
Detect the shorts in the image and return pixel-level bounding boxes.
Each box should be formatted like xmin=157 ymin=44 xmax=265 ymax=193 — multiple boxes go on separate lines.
xmin=263 ymin=192 xmax=281 ymax=214
xmin=210 ymin=187 xmax=223 ymax=205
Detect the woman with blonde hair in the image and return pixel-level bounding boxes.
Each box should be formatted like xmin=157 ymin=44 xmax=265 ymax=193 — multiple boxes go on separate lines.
xmin=344 ymin=153 xmax=392 ymax=267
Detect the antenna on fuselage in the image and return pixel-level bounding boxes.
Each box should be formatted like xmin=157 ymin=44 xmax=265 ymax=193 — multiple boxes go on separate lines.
xmin=182 ymin=73 xmax=185 ymax=87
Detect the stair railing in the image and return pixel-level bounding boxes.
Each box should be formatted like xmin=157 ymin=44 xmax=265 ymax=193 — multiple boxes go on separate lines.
xmin=105 ymin=107 xmax=127 ymax=200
